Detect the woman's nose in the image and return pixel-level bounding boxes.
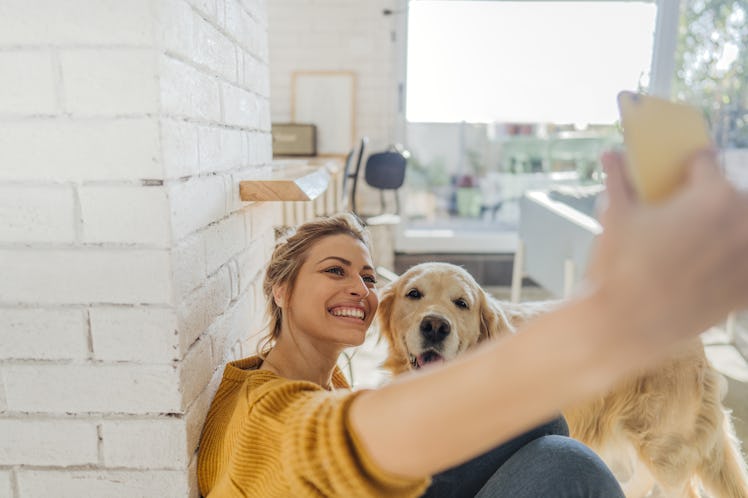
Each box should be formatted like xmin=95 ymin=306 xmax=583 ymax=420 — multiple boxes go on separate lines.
xmin=348 ymin=275 xmax=370 ymax=297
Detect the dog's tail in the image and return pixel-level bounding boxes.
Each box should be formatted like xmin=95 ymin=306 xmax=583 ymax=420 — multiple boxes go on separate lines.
xmin=698 ymin=409 xmax=748 ymax=498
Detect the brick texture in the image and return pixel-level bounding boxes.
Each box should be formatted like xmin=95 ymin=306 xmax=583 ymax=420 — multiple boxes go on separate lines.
xmin=89 ymin=307 xmax=179 ymax=363
xmin=0 ymin=309 xmax=88 ymax=360
xmin=0 ymin=185 xmax=76 ymax=244
xmin=3 ymin=364 xmax=182 ymax=414
xmin=0 ymin=249 xmax=172 ymax=305
xmin=0 ymin=0 xmax=275 ymax=494
xmin=0 ymin=419 xmax=98 ymax=466
xmin=0 ymin=469 xmax=12 ymax=498
xmin=16 ymin=470 xmax=188 ymax=498
xmin=79 ymin=185 xmax=171 ymax=246
xmin=101 ymin=419 xmax=188 ymax=469
xmin=0 ymin=50 xmax=58 ymax=115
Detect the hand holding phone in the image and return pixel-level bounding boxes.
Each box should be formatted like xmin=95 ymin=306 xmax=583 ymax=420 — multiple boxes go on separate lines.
xmin=617 ymin=91 xmax=712 ymax=202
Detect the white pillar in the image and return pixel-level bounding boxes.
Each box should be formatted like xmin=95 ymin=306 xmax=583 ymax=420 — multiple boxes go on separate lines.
xmin=648 ymin=0 xmax=681 ymax=98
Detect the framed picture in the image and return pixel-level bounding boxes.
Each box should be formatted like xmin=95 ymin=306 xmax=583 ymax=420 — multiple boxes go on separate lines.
xmin=292 ymin=71 xmax=356 ymax=156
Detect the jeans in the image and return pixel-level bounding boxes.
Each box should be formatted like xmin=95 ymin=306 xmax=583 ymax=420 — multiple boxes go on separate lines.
xmin=421 ymin=417 xmax=624 ymax=498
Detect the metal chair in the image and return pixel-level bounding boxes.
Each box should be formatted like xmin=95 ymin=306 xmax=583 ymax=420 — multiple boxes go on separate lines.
xmin=361 ymin=149 xmax=407 ymax=216
xmin=344 ymin=137 xmax=368 ymax=214
xmin=338 ymin=148 xmax=355 ymax=211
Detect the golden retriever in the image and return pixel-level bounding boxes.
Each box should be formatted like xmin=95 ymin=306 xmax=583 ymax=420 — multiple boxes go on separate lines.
xmin=377 ymin=262 xmax=748 ymax=498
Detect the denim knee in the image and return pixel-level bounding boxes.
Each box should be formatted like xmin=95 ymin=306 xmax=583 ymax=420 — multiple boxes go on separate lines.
xmin=423 ymin=417 xmax=571 ymax=498
xmin=475 ymin=435 xmax=624 ymax=498
xmin=535 ymin=416 xmax=569 ymax=438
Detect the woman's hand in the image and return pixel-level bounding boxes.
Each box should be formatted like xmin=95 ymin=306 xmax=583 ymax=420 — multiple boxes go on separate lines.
xmin=587 ymin=150 xmax=748 ymax=360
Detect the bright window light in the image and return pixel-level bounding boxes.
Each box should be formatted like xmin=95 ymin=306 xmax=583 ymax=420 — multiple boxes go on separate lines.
xmin=407 ymin=1 xmax=657 ymax=124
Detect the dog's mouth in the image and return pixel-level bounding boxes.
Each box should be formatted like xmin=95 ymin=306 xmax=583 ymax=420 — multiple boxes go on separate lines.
xmin=409 ymin=350 xmax=445 ymax=369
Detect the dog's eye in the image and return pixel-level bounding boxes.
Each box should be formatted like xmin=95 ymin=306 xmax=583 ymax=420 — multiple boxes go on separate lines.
xmin=453 ymin=298 xmax=469 ymax=309
xmin=406 ymin=288 xmax=422 ymax=299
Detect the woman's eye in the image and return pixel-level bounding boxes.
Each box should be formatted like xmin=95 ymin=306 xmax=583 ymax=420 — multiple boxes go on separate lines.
xmin=325 ymin=267 xmax=345 ymax=276
xmin=454 ymin=298 xmax=469 ymax=309
xmin=406 ymin=288 xmax=422 ymax=299
xmin=363 ymin=274 xmax=377 ymax=285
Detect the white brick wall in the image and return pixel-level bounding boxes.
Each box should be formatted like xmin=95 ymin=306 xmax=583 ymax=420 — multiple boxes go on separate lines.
xmin=0 ymin=119 xmax=162 ymax=182
xmin=0 ymin=419 xmax=98 ymax=466
xmin=101 ymin=419 xmax=188 ymax=469
xmin=0 ymin=309 xmax=88 ymax=360
xmin=89 ymin=307 xmax=179 ymax=363
xmin=159 ymin=56 xmax=222 ymax=122
xmin=0 ymin=0 xmax=276 ymax=496
xmin=198 ymin=125 xmax=245 ymax=173
xmin=0 ymin=51 xmax=58 ymax=115
xmin=179 ymin=337 xmax=214 ymax=410
xmin=205 ymin=213 xmax=246 ymax=274
xmin=161 ymin=118 xmax=200 ymax=179
xmin=177 ymin=266 xmax=232 ymax=354
xmin=0 ymin=470 xmax=10 ymax=498
xmin=3 ymin=364 xmax=182 ymax=413
xmin=0 ymin=185 xmax=76 ymax=243
xmin=0 ymin=249 xmax=172 ymax=305
xmin=79 ymin=185 xmax=171 ymax=246
xmin=16 ymin=470 xmax=188 ymax=498
xmin=169 ymin=176 xmax=228 ymax=240
xmin=60 ymin=49 xmax=160 ymax=116
xmin=0 ymin=0 xmax=154 ymax=46
xmin=172 ymin=231 xmax=209 ymax=301
xmin=0 ymin=372 xmax=6 ymax=414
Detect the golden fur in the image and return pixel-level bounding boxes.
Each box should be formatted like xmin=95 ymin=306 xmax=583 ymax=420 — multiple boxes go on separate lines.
xmin=378 ymin=262 xmax=748 ymax=498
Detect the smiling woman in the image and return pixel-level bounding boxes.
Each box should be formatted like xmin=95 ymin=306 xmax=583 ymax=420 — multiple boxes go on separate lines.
xmin=261 ymin=234 xmax=379 ymax=387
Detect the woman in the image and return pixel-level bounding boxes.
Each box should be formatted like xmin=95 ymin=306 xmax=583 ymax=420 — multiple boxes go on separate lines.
xmin=197 ymin=151 xmax=748 ymax=497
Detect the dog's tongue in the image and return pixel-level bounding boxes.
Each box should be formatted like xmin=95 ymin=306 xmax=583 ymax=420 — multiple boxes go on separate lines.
xmin=417 ymin=351 xmax=444 ymax=368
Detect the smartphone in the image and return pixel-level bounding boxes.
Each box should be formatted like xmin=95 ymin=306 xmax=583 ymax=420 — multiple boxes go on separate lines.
xmin=617 ymin=91 xmax=712 ymax=202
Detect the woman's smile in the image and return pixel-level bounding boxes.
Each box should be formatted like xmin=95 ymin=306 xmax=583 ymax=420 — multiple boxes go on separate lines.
xmin=329 ymin=305 xmax=367 ymax=321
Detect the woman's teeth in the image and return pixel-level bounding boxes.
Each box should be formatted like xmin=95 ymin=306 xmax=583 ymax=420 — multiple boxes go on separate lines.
xmin=330 ymin=308 xmax=364 ymax=319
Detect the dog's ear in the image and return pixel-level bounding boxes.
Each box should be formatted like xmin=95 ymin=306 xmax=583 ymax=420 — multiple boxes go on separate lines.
xmin=479 ymin=291 xmax=516 ymax=341
xmin=375 ymin=281 xmax=397 ymax=345
xmin=375 ymin=281 xmax=413 ymax=375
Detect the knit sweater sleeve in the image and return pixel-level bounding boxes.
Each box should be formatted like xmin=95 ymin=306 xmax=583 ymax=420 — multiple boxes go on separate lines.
xmin=255 ymin=379 xmax=430 ymax=498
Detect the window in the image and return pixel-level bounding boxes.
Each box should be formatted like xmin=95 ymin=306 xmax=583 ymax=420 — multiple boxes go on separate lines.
xmin=407 ymin=1 xmax=657 ymax=125
xmin=673 ymin=0 xmax=748 ymax=149
xmin=400 ymin=1 xmax=659 ymax=239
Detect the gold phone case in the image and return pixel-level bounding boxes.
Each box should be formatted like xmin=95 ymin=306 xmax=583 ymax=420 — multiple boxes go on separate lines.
xmin=617 ymin=91 xmax=712 ymax=202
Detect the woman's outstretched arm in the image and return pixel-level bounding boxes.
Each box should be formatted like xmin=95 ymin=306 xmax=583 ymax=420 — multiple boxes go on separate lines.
xmin=349 ymin=151 xmax=748 ymax=479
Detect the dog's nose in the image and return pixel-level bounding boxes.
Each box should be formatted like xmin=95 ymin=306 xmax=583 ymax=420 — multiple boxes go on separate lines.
xmin=420 ymin=315 xmax=451 ymax=343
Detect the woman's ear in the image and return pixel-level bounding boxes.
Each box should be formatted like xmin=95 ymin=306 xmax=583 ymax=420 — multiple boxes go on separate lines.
xmin=272 ymin=284 xmax=287 ymax=308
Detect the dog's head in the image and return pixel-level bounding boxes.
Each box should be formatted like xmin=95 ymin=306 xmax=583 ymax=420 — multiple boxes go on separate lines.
xmin=377 ymin=262 xmax=519 ymax=374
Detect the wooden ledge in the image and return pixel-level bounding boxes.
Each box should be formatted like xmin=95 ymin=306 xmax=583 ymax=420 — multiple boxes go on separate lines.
xmin=239 ymin=163 xmax=331 ymax=202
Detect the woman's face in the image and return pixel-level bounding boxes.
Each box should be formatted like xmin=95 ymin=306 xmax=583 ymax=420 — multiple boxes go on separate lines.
xmin=278 ymin=234 xmax=378 ymax=349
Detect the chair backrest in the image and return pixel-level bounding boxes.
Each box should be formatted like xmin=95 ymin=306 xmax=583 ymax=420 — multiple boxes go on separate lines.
xmin=349 ymin=137 xmax=368 ymax=214
xmin=364 ymin=151 xmax=407 ymax=190
xmin=339 ymin=148 xmax=355 ymax=211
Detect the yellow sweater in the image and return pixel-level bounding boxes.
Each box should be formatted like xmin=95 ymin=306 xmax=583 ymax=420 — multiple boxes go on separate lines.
xmin=197 ymin=356 xmax=430 ymax=497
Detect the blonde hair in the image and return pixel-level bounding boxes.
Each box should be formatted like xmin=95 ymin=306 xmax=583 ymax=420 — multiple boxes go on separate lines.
xmin=257 ymin=213 xmax=371 ymax=357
